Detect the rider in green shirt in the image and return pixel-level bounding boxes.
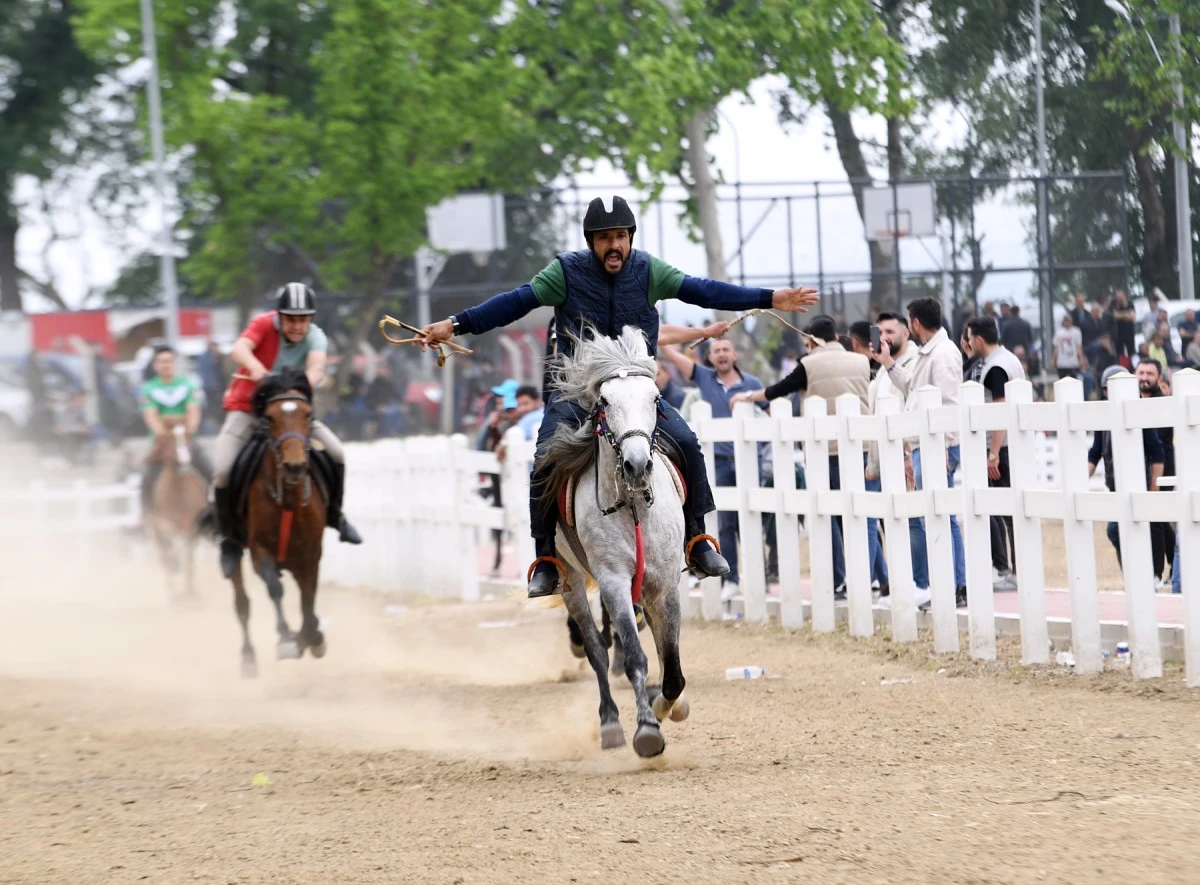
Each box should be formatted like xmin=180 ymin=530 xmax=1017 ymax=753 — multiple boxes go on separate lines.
xmin=139 ymin=345 xmax=214 ymax=521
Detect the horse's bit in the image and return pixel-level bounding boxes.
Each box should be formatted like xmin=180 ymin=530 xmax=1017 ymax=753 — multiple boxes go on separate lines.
xmin=262 ymin=393 xmax=313 ymax=505
xmin=377 ymin=315 xmax=474 ymax=368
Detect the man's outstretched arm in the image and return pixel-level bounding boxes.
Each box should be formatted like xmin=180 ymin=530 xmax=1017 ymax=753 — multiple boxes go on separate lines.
xmin=416 ymin=261 xmax=566 ymax=348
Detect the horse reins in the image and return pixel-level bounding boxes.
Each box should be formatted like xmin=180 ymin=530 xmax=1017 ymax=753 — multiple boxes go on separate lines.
xmin=262 ymin=392 xmax=313 ymax=562
xmin=589 ymin=383 xmax=668 ymax=605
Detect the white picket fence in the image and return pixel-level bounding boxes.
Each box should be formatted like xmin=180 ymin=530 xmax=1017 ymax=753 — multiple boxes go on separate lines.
xmin=685 ymin=371 xmax=1200 ymax=685
xmin=321 ymin=432 xmax=537 ymax=602
xmin=7 ymin=370 xmax=1198 ymax=686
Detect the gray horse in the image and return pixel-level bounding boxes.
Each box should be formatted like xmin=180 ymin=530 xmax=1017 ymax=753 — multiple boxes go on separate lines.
xmin=541 ymin=326 xmax=689 ymax=757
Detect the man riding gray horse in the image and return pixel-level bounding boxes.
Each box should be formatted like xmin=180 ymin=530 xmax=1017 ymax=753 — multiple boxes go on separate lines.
xmin=416 ymin=195 xmax=819 ymax=598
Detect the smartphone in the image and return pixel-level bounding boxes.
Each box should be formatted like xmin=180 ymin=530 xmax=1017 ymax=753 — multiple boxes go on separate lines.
xmin=870 ymin=325 xmax=881 ymax=354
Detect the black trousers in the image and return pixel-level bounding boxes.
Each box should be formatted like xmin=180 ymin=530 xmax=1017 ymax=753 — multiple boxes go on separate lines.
xmin=989 ymin=447 xmax=1015 ymax=573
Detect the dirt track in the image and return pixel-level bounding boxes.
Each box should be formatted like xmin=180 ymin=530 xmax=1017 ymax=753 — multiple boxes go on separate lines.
xmin=4 ymin=547 xmax=1200 ymax=884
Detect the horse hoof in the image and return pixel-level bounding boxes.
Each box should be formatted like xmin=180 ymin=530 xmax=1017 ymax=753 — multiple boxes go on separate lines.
xmin=632 ymin=723 xmax=665 ymax=758
xmin=600 ymin=722 xmax=626 ymax=750
xmin=669 ymin=695 xmax=690 ymax=722
xmin=570 ymin=641 xmax=586 ymax=660
xmin=309 ymin=642 xmax=327 ymax=659
xmin=241 ymin=658 xmax=258 ymax=679
xmin=276 ymin=640 xmax=301 ymax=660
xmin=651 ymin=693 xmax=674 ymax=722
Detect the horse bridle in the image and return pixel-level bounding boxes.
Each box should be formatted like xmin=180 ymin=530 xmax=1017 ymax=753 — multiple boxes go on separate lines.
xmin=590 ymin=383 xmax=667 ymax=518
xmin=262 ymin=392 xmax=313 ymax=503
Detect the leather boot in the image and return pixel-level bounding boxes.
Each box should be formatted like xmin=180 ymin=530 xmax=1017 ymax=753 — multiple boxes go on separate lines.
xmin=328 ymin=462 xmax=363 ymax=544
xmin=685 ymin=512 xmax=729 ymax=578
xmin=527 ymin=536 xmax=561 ymax=599
xmin=214 ymin=486 xmax=242 ymax=579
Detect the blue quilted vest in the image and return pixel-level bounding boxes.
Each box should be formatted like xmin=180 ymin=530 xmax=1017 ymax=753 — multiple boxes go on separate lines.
xmin=554 ymin=249 xmax=659 ymax=361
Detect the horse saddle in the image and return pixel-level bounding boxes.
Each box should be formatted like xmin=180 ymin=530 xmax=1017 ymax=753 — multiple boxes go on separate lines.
xmin=559 ymin=435 xmax=687 ymax=529
xmin=230 ymin=433 xmax=335 ymax=521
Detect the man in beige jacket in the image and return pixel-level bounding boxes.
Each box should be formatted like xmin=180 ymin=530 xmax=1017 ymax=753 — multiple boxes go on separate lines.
xmin=733 ymin=315 xmax=869 ymax=595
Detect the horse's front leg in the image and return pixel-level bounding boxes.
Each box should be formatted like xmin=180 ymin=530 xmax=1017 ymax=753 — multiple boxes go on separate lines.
xmin=561 ymin=572 xmax=623 ymax=750
xmin=296 ymin=557 xmax=325 ymax=659
xmin=231 ymin=562 xmax=256 ymax=678
xmin=252 ymin=551 xmax=297 ymax=659
xmin=644 ymin=588 xmax=689 ymax=723
xmin=601 ymin=579 xmax=663 ymax=758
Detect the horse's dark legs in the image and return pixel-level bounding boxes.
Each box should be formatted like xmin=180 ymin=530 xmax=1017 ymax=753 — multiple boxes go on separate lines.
xmin=231 ymin=564 xmax=256 ymax=678
xmin=645 ymin=591 xmax=689 ymax=723
xmin=296 ymin=563 xmax=325 ymax=658
xmin=603 ymin=602 xmax=626 ymax=678
xmin=253 ymin=554 xmax=297 ymax=658
xmin=561 ymin=573 xmax=623 ymax=750
xmin=566 ymin=614 xmax=586 ymax=659
xmin=603 ymin=583 xmax=663 ymax=758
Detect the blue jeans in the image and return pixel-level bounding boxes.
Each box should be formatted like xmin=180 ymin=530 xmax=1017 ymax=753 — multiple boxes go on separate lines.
xmin=1174 ymin=533 xmax=1181 ymax=594
xmin=865 ymin=473 xmax=889 ymax=585
xmin=909 ymin=446 xmax=966 ymax=590
xmin=715 ymin=457 xmax=740 ymax=584
xmin=829 ymin=456 xmax=846 ymax=587
xmin=1106 ymin=521 xmax=1121 ymax=566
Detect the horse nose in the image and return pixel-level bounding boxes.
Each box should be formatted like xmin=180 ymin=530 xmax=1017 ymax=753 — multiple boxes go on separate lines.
xmin=284 ymin=462 xmax=306 ymax=481
xmin=622 ymin=452 xmax=652 ymax=486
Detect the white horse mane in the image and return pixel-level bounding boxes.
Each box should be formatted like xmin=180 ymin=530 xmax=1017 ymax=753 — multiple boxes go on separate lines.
xmin=550 ymin=325 xmax=657 ymax=409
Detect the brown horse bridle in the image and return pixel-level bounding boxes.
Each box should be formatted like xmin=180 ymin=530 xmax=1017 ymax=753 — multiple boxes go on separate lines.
xmin=262 ymin=392 xmax=313 ymax=506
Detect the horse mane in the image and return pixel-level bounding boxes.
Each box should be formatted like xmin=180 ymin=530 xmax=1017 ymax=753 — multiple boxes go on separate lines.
xmin=539 ymin=325 xmax=657 ymax=512
xmin=253 ymin=366 xmax=313 ymax=417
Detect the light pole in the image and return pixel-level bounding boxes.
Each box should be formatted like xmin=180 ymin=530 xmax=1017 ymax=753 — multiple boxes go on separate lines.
xmin=1106 ymin=0 xmax=1194 ymax=301
xmin=139 ymin=0 xmax=180 ymax=348
xmin=1034 ymin=0 xmax=1053 ymax=372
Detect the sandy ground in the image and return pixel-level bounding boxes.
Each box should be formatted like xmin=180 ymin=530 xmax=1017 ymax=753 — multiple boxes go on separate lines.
xmin=3 ymin=541 xmax=1200 ymax=885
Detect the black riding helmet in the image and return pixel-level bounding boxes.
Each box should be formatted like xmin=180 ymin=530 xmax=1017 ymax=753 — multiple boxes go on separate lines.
xmin=276 ymin=282 xmax=317 ymax=316
xmin=582 ymin=195 xmax=637 ymax=247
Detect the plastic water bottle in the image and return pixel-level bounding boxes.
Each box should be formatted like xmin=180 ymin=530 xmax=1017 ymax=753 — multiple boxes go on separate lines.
xmin=726 ymin=666 xmax=766 ymax=680
xmin=1114 ymin=641 xmax=1131 ymax=669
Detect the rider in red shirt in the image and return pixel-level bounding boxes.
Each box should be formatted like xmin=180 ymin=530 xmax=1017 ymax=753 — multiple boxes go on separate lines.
xmin=211 ymin=283 xmax=362 ymax=577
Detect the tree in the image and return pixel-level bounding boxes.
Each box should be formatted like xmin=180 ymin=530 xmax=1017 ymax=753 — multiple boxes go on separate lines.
xmin=0 ymin=0 xmax=100 ymax=311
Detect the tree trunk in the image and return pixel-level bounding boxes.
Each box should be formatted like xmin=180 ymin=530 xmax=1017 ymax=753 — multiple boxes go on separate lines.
xmin=1134 ymin=149 xmax=1170 ymax=296
xmin=0 ymin=215 xmax=21 ymax=313
xmin=685 ymin=110 xmax=728 ymax=283
xmin=825 ymin=100 xmax=896 ymax=311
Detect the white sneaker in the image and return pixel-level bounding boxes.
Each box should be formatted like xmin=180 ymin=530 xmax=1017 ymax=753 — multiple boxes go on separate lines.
xmin=876 ymin=595 xmax=892 ymax=610
xmin=913 ymin=587 xmax=932 ymax=609
xmin=720 ymin=581 xmax=740 ymax=603
xmin=993 ymin=573 xmax=1018 ymax=592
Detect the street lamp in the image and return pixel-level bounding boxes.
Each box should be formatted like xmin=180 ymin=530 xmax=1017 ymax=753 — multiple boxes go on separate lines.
xmin=1105 ymin=0 xmax=1193 ymax=301
xmin=139 ymin=0 xmax=180 ymax=348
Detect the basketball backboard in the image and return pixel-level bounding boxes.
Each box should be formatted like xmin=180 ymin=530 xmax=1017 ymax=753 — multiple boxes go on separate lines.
xmin=863 ymin=182 xmax=936 ymax=240
xmin=425 ymin=192 xmax=507 ymax=253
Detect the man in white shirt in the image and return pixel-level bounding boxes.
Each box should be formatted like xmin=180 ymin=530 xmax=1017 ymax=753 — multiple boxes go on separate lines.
xmin=1053 ymin=313 xmax=1085 ymax=380
xmin=873 ymin=298 xmax=967 ymax=608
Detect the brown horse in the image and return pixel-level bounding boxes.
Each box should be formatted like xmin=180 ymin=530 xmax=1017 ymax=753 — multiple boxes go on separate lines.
xmin=148 ymin=418 xmax=209 ymax=601
xmin=232 ymin=368 xmax=327 ymax=679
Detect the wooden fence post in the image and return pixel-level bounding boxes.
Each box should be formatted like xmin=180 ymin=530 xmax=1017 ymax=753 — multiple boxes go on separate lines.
xmin=732 ymin=401 xmax=767 ymax=623
xmin=804 ymin=396 xmax=836 ymax=634
xmin=836 ymin=394 xmax=872 ymax=637
xmin=691 ymin=401 xmax=723 ymax=621
xmin=958 ymin=381 xmax=996 ymax=660
xmin=769 ymin=399 xmax=804 ymax=629
xmin=1108 ymin=372 xmax=1162 ymax=679
xmin=1054 ymin=377 xmax=1103 ymax=675
xmin=916 ymin=386 xmax=959 ymax=654
xmin=1006 ymin=380 xmax=1049 ymax=665
xmin=877 ymin=394 xmax=918 ymax=642
xmin=1173 ymin=370 xmax=1200 ymax=686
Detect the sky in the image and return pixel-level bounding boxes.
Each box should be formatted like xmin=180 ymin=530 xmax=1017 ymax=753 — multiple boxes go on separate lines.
xmin=13 ymin=75 xmax=1044 ymax=324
